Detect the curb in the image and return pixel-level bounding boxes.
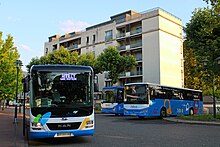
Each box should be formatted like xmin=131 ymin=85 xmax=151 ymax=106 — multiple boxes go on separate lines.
xmin=163 ymin=117 xmax=220 ymax=126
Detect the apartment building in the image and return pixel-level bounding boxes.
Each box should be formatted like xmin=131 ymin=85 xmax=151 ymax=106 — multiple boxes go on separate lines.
xmin=44 ymin=7 xmax=184 ymax=90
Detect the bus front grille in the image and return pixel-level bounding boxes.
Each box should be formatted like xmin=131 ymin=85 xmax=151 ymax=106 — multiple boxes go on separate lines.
xmin=46 ymin=122 xmax=82 ymax=130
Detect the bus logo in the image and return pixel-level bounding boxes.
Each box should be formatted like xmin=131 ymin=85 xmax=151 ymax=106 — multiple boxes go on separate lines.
xmin=73 ymin=110 xmax=78 ymax=114
xmin=130 ymin=105 xmax=137 ymax=108
xmin=58 ymin=124 xmax=71 ymax=128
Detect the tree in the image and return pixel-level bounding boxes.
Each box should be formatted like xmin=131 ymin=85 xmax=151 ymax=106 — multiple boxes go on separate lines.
xmin=184 ymin=7 xmax=220 ymax=98
xmin=96 ymin=46 xmax=137 ymax=85
xmin=26 ymin=47 xmax=79 ymax=72
xmin=0 ymin=32 xmax=22 ymax=110
xmin=46 ymin=46 xmax=78 ymax=64
xmin=76 ymin=51 xmax=99 ymax=72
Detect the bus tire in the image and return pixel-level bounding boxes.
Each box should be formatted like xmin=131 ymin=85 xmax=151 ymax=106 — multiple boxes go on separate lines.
xmin=189 ymin=108 xmax=194 ymax=116
xmin=160 ymin=107 xmax=167 ymax=118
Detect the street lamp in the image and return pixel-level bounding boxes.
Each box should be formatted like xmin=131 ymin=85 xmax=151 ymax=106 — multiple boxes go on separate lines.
xmin=14 ymin=59 xmax=23 ymax=123
xmin=202 ymin=57 xmax=220 ymax=118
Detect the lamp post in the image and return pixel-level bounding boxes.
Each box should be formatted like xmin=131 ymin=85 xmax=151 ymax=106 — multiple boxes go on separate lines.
xmin=14 ymin=59 xmax=23 ymax=123
xmin=202 ymin=57 xmax=220 ymax=118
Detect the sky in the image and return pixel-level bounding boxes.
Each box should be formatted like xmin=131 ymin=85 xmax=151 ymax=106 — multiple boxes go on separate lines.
xmin=0 ymin=0 xmax=209 ymax=71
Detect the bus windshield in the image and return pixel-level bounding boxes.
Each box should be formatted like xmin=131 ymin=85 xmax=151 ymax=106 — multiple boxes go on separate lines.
xmin=124 ymin=85 xmax=148 ymax=104
xmin=31 ymin=69 xmax=93 ymax=117
xmin=102 ymin=89 xmax=115 ymax=103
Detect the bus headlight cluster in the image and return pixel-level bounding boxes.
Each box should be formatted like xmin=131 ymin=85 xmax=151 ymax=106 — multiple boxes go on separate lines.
xmin=124 ymin=110 xmax=128 ymax=113
xmin=31 ymin=122 xmax=42 ymax=130
xmin=85 ymin=120 xmax=93 ymax=128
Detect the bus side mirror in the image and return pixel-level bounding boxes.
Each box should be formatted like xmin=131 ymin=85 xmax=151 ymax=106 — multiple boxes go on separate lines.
xmin=22 ymin=76 xmax=30 ymax=92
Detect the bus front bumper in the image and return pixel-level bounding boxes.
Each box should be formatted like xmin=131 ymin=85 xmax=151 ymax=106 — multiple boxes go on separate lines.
xmin=29 ymin=129 xmax=94 ymax=139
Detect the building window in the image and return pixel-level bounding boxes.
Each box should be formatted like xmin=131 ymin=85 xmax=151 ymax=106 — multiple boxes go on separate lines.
xmin=53 ymin=44 xmax=57 ymax=51
xmin=105 ymin=81 xmax=112 ymax=87
xmin=93 ymin=35 xmax=95 ymax=43
xmin=86 ymin=36 xmax=89 ymax=44
xmin=105 ymin=30 xmax=113 ymax=41
xmin=136 ymin=66 xmax=142 ymax=75
xmin=45 ymin=48 xmax=48 ymax=55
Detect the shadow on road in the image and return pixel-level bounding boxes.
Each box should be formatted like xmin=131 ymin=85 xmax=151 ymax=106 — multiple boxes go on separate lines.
xmin=28 ymin=136 xmax=92 ymax=146
xmin=98 ymin=114 xmax=177 ymax=125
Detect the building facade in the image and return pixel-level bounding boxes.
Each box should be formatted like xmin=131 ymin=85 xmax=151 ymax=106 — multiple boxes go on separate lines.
xmin=44 ymin=7 xmax=184 ymax=90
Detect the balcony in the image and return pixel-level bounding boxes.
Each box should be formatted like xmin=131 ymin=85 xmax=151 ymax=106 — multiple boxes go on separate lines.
xmin=67 ymin=44 xmax=80 ymax=50
xmin=130 ymin=42 xmax=142 ymax=49
xmin=119 ymin=71 xmax=142 ymax=78
xmin=135 ymin=57 xmax=142 ymax=62
xmin=131 ymin=71 xmax=142 ymax=76
xmin=116 ymin=32 xmax=125 ymax=38
xmin=117 ymin=45 xmax=126 ymax=51
xmin=130 ymin=28 xmax=142 ymax=35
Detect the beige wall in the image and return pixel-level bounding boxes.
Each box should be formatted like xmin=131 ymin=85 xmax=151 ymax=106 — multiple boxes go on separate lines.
xmin=44 ymin=8 xmax=184 ymax=88
xmin=142 ymin=31 xmax=160 ymax=84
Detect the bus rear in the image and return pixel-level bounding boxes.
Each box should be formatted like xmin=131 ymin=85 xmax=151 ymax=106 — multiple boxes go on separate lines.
xmin=101 ymin=86 xmax=124 ymax=115
xmin=27 ymin=65 xmax=94 ymax=138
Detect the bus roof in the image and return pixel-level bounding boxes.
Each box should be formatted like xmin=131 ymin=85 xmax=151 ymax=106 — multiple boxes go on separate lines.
xmin=30 ymin=64 xmax=93 ymax=72
xmin=124 ymin=82 xmax=202 ymax=92
xmin=103 ymin=86 xmax=124 ymax=90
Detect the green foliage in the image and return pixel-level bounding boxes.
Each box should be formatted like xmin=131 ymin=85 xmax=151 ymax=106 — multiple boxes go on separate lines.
xmin=0 ymin=31 xmax=22 ymax=102
xmin=26 ymin=47 xmax=79 ymax=72
xmin=184 ymin=6 xmax=220 ymax=98
xmin=96 ymin=46 xmax=137 ymax=85
xmin=77 ymin=51 xmax=95 ymax=66
xmin=46 ymin=46 xmax=78 ymax=64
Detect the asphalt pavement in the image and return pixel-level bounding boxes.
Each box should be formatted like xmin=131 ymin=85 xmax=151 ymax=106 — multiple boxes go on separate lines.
xmin=0 ymin=107 xmax=28 ymax=147
xmin=0 ymin=107 xmax=219 ymax=147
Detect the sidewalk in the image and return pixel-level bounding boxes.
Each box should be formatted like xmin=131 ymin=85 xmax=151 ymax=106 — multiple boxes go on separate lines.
xmin=0 ymin=107 xmax=28 ymax=147
xmin=163 ymin=117 xmax=220 ymax=126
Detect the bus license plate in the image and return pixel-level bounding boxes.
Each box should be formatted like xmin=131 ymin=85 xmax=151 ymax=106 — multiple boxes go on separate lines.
xmin=57 ymin=132 xmax=71 ymax=137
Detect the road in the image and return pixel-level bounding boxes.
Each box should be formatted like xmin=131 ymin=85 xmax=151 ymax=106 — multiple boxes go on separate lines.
xmin=28 ymin=114 xmax=220 ymax=147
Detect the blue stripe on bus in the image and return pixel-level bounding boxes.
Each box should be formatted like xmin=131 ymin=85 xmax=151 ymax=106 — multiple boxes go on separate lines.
xmin=29 ymin=129 xmax=94 ymax=139
xmin=124 ymin=99 xmax=203 ymax=117
xmin=101 ymin=103 xmax=124 ymax=115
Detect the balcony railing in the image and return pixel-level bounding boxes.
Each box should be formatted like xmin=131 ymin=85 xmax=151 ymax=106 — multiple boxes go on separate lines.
xmin=135 ymin=57 xmax=142 ymax=61
xmin=67 ymin=44 xmax=80 ymax=50
xmin=131 ymin=71 xmax=142 ymax=76
xmin=130 ymin=42 xmax=142 ymax=48
xmin=116 ymin=32 xmax=125 ymax=38
xmin=130 ymin=28 xmax=142 ymax=35
xmin=119 ymin=71 xmax=143 ymax=77
xmin=117 ymin=45 xmax=126 ymax=51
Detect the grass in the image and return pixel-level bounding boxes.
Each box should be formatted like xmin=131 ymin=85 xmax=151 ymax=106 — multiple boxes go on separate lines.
xmin=177 ymin=114 xmax=220 ymax=122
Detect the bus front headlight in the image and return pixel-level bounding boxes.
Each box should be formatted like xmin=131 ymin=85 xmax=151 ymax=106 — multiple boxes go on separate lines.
xmin=85 ymin=120 xmax=94 ymax=128
xmin=31 ymin=122 xmax=42 ymax=130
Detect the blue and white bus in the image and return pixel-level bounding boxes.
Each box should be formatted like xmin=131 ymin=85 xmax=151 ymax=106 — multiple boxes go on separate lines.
xmin=101 ymin=86 xmax=124 ymax=115
xmin=26 ymin=65 xmax=94 ymax=138
xmin=124 ymin=83 xmax=203 ymax=118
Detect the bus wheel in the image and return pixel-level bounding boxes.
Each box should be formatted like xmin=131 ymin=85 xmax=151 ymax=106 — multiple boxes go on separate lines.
xmin=160 ymin=107 xmax=167 ymax=118
xmin=189 ymin=108 xmax=194 ymax=116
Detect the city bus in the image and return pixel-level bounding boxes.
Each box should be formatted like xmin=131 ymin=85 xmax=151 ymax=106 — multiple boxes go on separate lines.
xmin=101 ymin=86 xmax=124 ymax=115
xmin=25 ymin=65 xmax=95 ymax=138
xmin=124 ymin=82 xmax=203 ymax=118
